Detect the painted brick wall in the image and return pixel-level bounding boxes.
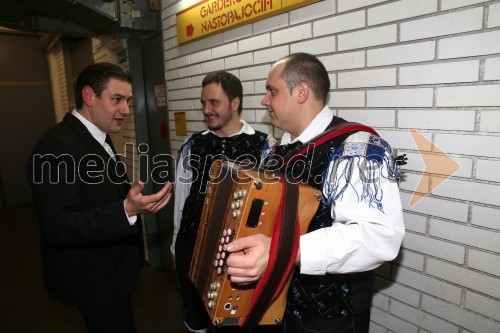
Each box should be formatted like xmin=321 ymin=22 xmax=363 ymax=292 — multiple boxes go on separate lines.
xmin=161 ymin=0 xmax=500 ymax=331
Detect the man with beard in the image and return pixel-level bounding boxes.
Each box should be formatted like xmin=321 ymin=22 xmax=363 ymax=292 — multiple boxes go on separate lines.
xmin=171 ymin=71 xmax=271 ymax=333
xmin=225 ymin=53 xmax=405 ymax=333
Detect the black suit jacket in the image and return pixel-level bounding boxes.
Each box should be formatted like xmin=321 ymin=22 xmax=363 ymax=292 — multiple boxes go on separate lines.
xmin=26 ymin=113 xmax=143 ymax=307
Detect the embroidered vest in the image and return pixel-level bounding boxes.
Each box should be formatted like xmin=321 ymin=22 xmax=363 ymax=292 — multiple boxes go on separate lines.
xmin=263 ymin=117 xmax=374 ymax=319
xmin=177 ymin=131 xmax=268 ymax=245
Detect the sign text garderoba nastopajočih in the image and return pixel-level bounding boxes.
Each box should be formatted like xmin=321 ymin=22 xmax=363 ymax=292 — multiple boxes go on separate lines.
xmin=176 ymin=0 xmax=322 ymax=45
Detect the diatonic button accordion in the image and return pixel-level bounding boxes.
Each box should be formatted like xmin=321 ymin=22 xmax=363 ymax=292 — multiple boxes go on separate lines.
xmin=189 ymin=159 xmax=321 ymax=327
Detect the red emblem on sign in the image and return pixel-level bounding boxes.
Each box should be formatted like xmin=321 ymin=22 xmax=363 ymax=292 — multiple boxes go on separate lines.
xmin=186 ymin=23 xmax=194 ymax=37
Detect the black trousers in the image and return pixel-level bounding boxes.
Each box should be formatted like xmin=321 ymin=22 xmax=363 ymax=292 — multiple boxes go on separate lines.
xmin=283 ymin=308 xmax=370 ymax=333
xmin=77 ymin=295 xmax=136 ymax=333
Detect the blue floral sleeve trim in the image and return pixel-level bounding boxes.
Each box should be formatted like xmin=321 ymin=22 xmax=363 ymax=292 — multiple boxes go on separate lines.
xmin=259 ymin=136 xmax=278 ymax=167
xmin=323 ymin=134 xmax=400 ymax=213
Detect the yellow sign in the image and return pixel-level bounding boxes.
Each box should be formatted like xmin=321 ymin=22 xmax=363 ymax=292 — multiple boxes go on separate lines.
xmin=177 ymin=0 xmax=322 ymax=45
xmin=174 ymin=112 xmax=188 ymax=136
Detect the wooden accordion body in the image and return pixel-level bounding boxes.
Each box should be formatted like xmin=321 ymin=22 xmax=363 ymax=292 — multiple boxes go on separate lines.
xmin=189 ymin=160 xmax=322 ymax=327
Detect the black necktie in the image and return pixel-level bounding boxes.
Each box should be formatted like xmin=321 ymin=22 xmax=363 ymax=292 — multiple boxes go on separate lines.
xmin=104 ymin=135 xmax=117 ymax=158
xmin=105 ymin=135 xmax=126 ymax=177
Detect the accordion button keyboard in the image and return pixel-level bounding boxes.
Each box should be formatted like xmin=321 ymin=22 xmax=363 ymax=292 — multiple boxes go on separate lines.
xmin=213 ymin=228 xmax=235 ymax=275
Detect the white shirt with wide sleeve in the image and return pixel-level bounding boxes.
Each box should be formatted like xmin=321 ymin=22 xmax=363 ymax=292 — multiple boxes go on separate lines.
xmin=271 ymin=106 xmax=405 ymax=275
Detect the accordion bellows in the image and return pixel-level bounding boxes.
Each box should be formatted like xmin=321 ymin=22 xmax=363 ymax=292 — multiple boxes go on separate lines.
xmin=189 ymin=159 xmax=321 ymax=327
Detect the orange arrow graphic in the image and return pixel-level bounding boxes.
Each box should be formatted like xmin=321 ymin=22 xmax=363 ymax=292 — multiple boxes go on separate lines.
xmin=409 ymin=128 xmax=461 ymax=207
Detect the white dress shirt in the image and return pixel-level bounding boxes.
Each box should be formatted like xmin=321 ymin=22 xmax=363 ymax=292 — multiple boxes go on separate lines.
xmin=265 ymin=106 xmax=405 ymax=275
xmin=71 ymin=110 xmax=137 ymax=226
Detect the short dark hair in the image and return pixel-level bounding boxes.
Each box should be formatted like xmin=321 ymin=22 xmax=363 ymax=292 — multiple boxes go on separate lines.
xmin=202 ymin=71 xmax=243 ymax=114
xmin=74 ymin=62 xmax=132 ymax=109
xmin=279 ymin=53 xmax=330 ymax=104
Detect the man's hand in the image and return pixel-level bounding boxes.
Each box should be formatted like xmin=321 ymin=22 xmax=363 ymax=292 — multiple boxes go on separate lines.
xmin=123 ymin=181 xmax=173 ymax=216
xmin=225 ymin=234 xmax=271 ymax=284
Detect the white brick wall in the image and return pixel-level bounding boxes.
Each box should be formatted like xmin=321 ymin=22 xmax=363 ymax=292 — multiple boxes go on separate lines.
xmin=314 ymin=10 xmax=365 ymax=36
xmin=441 ymin=0 xmax=491 ymax=10
xmin=367 ymin=41 xmax=436 ymax=66
xmin=490 ymin=2 xmax=500 ymax=27
xmin=398 ymin=110 xmax=476 ymax=130
xmin=394 ymin=266 xmax=463 ymax=303
xmin=389 ymin=299 xmax=459 ymax=333
xmin=338 ymin=68 xmax=396 ymax=88
xmin=161 ymin=0 xmax=500 ymax=331
xmin=399 ymin=60 xmax=480 ymax=85
xmin=439 ymin=30 xmax=500 ymax=59
xmin=368 ymin=0 xmax=437 ymax=26
xmin=484 ymin=56 xmax=500 ymax=80
xmin=338 ymin=25 xmax=397 ymax=51
xmin=400 ymin=7 xmax=483 ymax=41
xmin=422 ymin=294 xmax=500 ymax=333
xmin=367 ymin=88 xmax=434 ymax=107
xmin=436 ymin=85 xmax=500 ymax=106
xmin=465 ymin=291 xmax=500 ymax=320
xmin=471 ymin=205 xmax=500 ymax=230
xmin=468 ymin=249 xmax=500 ymax=276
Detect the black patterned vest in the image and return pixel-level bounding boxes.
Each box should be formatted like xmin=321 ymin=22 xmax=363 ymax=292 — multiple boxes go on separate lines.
xmin=263 ymin=116 xmax=374 ymax=319
xmin=177 ymin=131 xmax=268 ymax=246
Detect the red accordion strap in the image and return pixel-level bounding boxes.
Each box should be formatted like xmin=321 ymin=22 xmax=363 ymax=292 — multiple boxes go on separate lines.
xmin=282 ymin=121 xmax=379 ymax=167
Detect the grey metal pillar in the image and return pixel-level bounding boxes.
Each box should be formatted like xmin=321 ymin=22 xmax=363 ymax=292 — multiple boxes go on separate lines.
xmin=127 ymin=36 xmax=175 ymax=269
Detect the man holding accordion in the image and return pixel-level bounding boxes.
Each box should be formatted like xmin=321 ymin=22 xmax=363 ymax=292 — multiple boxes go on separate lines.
xmin=225 ymin=53 xmax=405 ymax=333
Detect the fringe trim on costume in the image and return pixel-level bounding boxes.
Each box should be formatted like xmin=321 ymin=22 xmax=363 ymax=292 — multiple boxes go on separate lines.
xmin=324 ymin=149 xmax=400 ymax=214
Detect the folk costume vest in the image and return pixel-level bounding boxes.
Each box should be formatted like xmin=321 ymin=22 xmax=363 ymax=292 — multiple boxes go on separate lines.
xmin=262 ymin=116 xmax=374 ymax=319
xmin=177 ymin=131 xmax=268 ymax=246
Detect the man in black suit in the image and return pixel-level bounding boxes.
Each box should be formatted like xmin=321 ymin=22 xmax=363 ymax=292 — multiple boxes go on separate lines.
xmin=26 ymin=62 xmax=172 ymax=333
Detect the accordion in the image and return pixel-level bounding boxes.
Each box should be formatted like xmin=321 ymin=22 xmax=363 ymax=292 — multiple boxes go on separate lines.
xmin=189 ymin=159 xmax=322 ymax=327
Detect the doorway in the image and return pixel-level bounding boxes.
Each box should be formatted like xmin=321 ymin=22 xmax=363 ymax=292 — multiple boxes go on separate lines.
xmin=128 ymin=34 xmax=175 ymax=269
